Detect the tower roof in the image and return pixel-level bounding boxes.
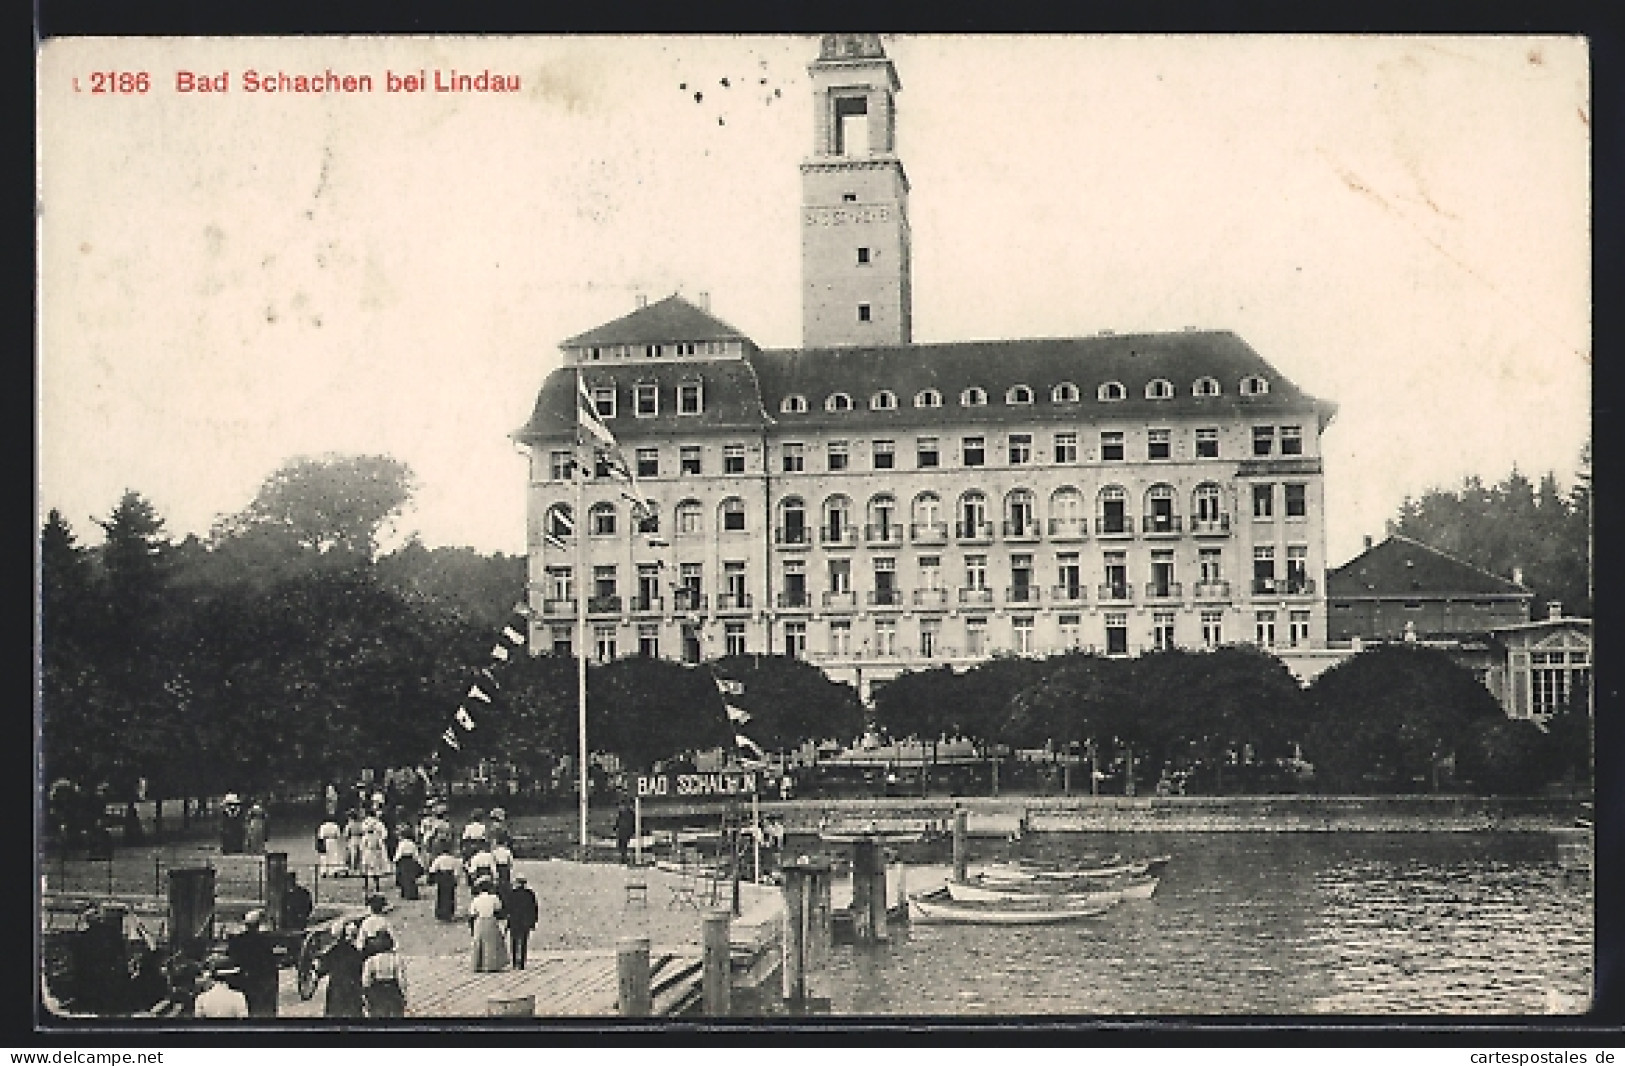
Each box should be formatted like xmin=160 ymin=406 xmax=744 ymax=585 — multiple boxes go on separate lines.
xmin=561 ymin=294 xmax=749 ymax=349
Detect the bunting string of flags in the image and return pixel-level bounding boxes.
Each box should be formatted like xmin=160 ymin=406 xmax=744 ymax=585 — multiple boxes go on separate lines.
xmin=439 ymin=603 xmax=531 ymax=753
xmin=714 ymin=675 xmax=767 ymax=768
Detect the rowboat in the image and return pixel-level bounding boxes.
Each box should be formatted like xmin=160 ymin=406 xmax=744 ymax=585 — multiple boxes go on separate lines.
xmin=978 ymin=855 xmax=1170 ymax=884
xmin=818 ymin=817 xmax=945 ymax=845
xmin=947 ymin=874 xmax=1158 ymax=903
xmin=907 ymin=886 xmax=1114 ymax=925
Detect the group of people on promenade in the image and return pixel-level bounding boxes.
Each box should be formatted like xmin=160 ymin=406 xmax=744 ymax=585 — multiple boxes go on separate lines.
xmin=310 ymin=895 xmax=410 ymax=1018
xmin=218 ymin=793 xmax=269 ymax=855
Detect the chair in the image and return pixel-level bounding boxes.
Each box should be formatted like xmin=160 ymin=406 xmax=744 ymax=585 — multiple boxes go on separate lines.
xmin=624 ymin=867 xmax=648 ymax=909
xmin=666 ymin=847 xmax=701 ymax=910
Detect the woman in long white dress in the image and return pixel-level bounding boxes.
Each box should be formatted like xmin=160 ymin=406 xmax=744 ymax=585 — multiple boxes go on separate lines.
xmin=468 ymin=882 xmax=506 ymax=973
xmin=358 ymin=813 xmax=391 ymax=895
xmin=317 ymin=819 xmax=345 ymax=877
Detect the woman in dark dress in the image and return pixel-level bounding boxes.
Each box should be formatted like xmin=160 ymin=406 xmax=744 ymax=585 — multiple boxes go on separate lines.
xmin=428 ymin=850 xmax=461 ymax=922
xmin=318 ymin=919 xmax=366 ymax=1018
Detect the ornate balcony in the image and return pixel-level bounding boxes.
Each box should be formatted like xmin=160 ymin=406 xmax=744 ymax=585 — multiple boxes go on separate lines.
xmin=587 ymin=595 xmax=622 ymax=615
xmin=775 ymin=526 xmax=813 ymax=548
xmin=1190 ymin=514 xmax=1233 ymax=537
xmin=777 ymin=590 xmax=812 ymax=610
xmin=865 ymin=523 xmax=904 ymax=546
xmin=1005 ymin=585 xmax=1041 ymax=605
xmin=1095 ymin=517 xmax=1135 ymax=540
xmin=1002 ymin=520 xmax=1041 ymax=544
xmin=672 ymin=589 xmax=707 ymax=613
xmin=867 ymin=588 xmax=905 ymax=608
xmin=910 ymin=521 xmax=949 ymax=545
xmin=1050 ymin=583 xmax=1086 ymax=604
xmin=820 ymin=526 xmax=859 ymax=548
xmin=1097 ymin=583 xmax=1133 ymax=603
xmin=822 ymin=590 xmax=858 ymax=610
xmin=956 ymin=520 xmax=995 ymax=544
xmin=1282 ymin=578 xmax=1317 ymax=597
xmin=1144 ymin=581 xmax=1183 ymax=602
xmin=1193 ymin=580 xmax=1232 ymax=601
xmin=1047 ymin=518 xmax=1087 ymax=542
xmin=1142 ymin=514 xmax=1183 ymax=537
xmin=716 ymin=592 xmax=753 ymax=612
xmin=913 ymin=588 xmax=950 ymax=609
xmin=958 ymin=587 xmax=995 ymax=606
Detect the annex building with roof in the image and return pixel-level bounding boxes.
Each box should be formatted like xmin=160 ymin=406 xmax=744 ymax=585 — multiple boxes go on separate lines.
xmin=515 ymin=35 xmax=1339 ymax=700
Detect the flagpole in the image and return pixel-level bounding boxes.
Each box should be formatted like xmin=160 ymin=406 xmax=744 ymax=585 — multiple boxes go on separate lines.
xmin=575 ymin=366 xmax=590 ymax=856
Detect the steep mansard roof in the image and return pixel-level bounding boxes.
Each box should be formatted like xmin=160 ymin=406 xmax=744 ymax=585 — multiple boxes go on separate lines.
xmin=515 ymin=325 xmax=1336 ymax=444
xmin=1325 ymin=534 xmax=1531 ymax=599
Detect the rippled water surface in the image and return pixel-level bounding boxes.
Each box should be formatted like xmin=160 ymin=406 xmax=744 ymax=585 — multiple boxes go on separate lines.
xmin=795 ymin=833 xmax=1592 ymax=1016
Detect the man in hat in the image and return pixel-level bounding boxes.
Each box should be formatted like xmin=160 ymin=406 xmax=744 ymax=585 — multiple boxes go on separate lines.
xmin=219 ymin=793 xmax=246 ymax=855
xmin=505 ymin=873 xmax=539 ymax=970
xmin=192 ymin=955 xmax=249 ymax=1018
xmin=226 ymin=910 xmax=279 ymax=1017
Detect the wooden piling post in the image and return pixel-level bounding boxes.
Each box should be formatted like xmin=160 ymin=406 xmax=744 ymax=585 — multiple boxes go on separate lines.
xmin=701 ymin=909 xmax=732 ymax=1016
xmin=780 ymin=864 xmax=809 ymax=1006
xmin=264 ymin=851 xmax=288 ymax=933
xmin=806 ymin=860 xmax=833 ymax=965
xmin=617 ymin=936 xmax=652 ymax=1017
xmin=167 ymin=867 xmax=216 ymax=961
xmin=952 ymin=807 xmax=968 ymax=883
xmin=850 ymin=835 xmax=887 ymax=943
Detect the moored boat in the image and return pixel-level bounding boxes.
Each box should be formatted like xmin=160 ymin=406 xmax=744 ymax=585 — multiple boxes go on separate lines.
xmin=947 ymin=874 xmax=1158 ymax=903
xmin=907 ymin=886 xmax=1115 ymax=925
xmin=979 ymin=855 xmax=1170 ymax=883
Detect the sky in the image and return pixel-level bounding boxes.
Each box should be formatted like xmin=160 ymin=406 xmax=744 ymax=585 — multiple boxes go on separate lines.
xmin=38 ymin=35 xmax=1590 ymax=567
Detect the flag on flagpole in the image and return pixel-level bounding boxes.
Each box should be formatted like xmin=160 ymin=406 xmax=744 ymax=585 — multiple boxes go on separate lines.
xmin=576 ymin=374 xmax=619 ymax=450
xmin=725 ymin=703 xmax=751 ymax=725
xmin=455 ymin=707 xmax=477 ymax=731
xmin=735 ymin=733 xmax=768 ymax=763
xmin=491 ymin=644 xmax=510 ymax=662
xmin=501 ymin=625 xmax=526 ymax=646
xmin=716 ymin=678 xmax=745 ymax=697
xmin=468 ymin=685 xmax=492 ymax=704
xmin=577 ymin=375 xmax=657 ymax=516
xmin=441 ymin=728 xmax=461 ymax=751
xmin=478 ymin=668 xmax=501 ymax=690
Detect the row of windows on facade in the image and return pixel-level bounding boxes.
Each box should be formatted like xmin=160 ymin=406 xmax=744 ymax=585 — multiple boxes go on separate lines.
xmin=582 ymin=342 xmax=730 ymax=362
xmin=1526 ymin=653 xmax=1591 ymax=717
xmin=547 ymin=425 xmax=1307 ymax=485
xmin=544 ymin=482 xmax=1311 ymax=541
xmin=546 ymin=608 xmax=1316 ymax=663
xmin=541 ymin=545 xmax=1315 ymax=611
xmin=581 ymin=375 xmax=1275 ymax=421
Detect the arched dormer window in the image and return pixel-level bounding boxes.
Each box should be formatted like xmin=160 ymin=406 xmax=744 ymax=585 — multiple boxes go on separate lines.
xmin=870 ymin=390 xmax=898 ymax=411
xmin=1240 ymin=375 xmax=1270 ymax=396
xmin=960 ymin=387 xmax=988 ymax=407
xmin=1005 ymin=384 xmax=1034 ymax=406
xmin=1145 ymin=378 xmax=1174 ymax=400
xmin=1193 ymin=376 xmax=1221 ymax=397
xmin=781 ymin=394 xmax=808 ymax=414
xmin=825 ymin=392 xmax=853 ymax=412
xmin=914 ymin=388 xmax=942 ymax=409
xmin=1051 ymin=382 xmax=1080 ymax=403
xmin=1097 ymin=381 xmax=1126 ymax=402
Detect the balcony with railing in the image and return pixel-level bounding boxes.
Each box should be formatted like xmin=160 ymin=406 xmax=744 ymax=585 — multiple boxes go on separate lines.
xmin=1193 ymin=580 xmax=1232 ymax=601
xmin=822 ymin=590 xmax=858 ymax=610
xmin=777 ymin=590 xmax=812 ymax=610
xmin=672 ymin=590 xmax=708 ymax=613
xmin=1002 ymin=519 xmax=1041 ymax=544
xmin=774 ymin=526 xmax=813 ymax=548
xmin=631 ymin=595 xmax=663 ymax=614
xmin=1050 ymin=583 xmax=1087 ymax=604
xmin=910 ymin=521 xmax=949 ymax=545
xmin=1095 ymin=516 xmax=1135 ymax=540
xmin=1190 ymin=514 xmax=1232 ymax=537
xmin=1282 ymin=578 xmax=1317 ymax=597
xmin=865 ymin=523 xmax=904 ymax=546
xmin=1142 ymin=514 xmax=1183 ymax=538
xmin=1097 ymin=583 xmax=1133 ymax=603
xmin=542 ymin=598 xmax=577 ymax=617
xmin=1005 ymin=584 xmax=1041 ymax=605
xmin=1047 ymin=517 xmax=1087 ymax=542
xmin=1143 ymin=581 xmax=1183 ymax=602
xmin=956 ymin=520 xmax=996 ymax=544
xmin=820 ymin=525 xmax=859 ymax=548
xmin=867 ymin=588 xmax=905 ymax=609
xmin=958 ymin=586 xmax=995 ymax=606
xmin=587 ymin=594 xmax=622 ymax=615
xmin=913 ymin=588 xmax=950 ymax=609
xmin=716 ymin=592 xmax=753 ymax=613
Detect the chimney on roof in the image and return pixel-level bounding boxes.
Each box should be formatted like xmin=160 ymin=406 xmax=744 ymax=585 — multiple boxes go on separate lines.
xmin=635 ymin=293 xmax=648 ymax=309
xmin=1363 ymin=535 xmax=1373 ymax=551
xmin=698 ymin=291 xmax=710 ymax=312
xmin=1512 ymin=566 xmax=1524 ymax=586
xmin=1548 ymin=601 xmax=1562 ymax=621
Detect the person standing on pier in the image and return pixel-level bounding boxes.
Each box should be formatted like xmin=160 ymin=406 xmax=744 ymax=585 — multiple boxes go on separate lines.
xmin=393 ymin=828 xmax=422 ymax=901
xmin=359 ymin=810 xmax=391 ymax=896
xmin=614 ymin=799 xmax=636 ymax=866
xmin=487 ymin=806 xmax=511 ymax=847
xmin=360 ymin=930 xmax=409 ymax=1017
xmin=343 ymin=808 xmax=365 ymax=876
xmin=468 ymin=879 xmax=507 ymax=972
xmin=282 ymin=871 xmax=314 ymax=931
xmin=318 ymin=918 xmax=366 ymax=1018
xmin=506 ymin=874 xmax=538 ymax=970
xmin=428 ymin=849 xmax=461 ymax=921
xmin=460 ymin=809 xmax=488 ymax=861
xmin=192 ymin=956 xmax=248 ymax=1019
xmin=491 ymin=837 xmax=514 ymax=898
xmin=219 ymin=794 xmax=246 ymax=855
xmin=465 ymin=842 xmax=497 ymax=891
xmin=244 ymin=800 xmax=267 ymax=854
xmin=317 ymin=817 xmax=344 ymax=878
xmin=226 ymin=910 xmax=279 ymax=1017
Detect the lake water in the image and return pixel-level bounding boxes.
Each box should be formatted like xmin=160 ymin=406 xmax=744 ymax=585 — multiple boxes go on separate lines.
xmin=786 ymin=832 xmax=1593 ymax=1016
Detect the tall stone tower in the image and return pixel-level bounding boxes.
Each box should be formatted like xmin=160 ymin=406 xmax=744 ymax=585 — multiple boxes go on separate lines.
xmin=800 ymin=34 xmax=912 ymax=348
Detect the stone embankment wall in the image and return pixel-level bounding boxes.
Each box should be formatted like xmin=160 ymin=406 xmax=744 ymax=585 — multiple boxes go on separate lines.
xmin=735 ymin=795 xmax=1586 ymax=834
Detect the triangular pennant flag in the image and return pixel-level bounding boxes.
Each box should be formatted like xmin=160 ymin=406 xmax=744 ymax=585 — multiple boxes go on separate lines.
xmin=715 ymin=678 xmax=745 ymax=697
xmin=543 ymin=531 xmax=567 ymax=552
xmin=441 ymin=728 xmax=461 ymax=751
xmin=455 ymin=707 xmax=477 ymax=731
xmin=577 ymin=374 xmax=619 ymax=450
xmin=502 ymin=626 xmax=526 ymax=647
xmin=468 ymin=685 xmax=492 ymax=704
xmin=512 ymin=603 xmax=533 ymax=620
xmin=491 ymin=644 xmax=510 ymax=662
xmin=725 ymin=703 xmax=751 ymax=725
xmin=735 ymin=733 xmax=768 ymax=762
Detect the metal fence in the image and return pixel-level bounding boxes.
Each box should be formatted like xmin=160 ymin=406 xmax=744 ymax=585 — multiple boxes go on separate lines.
xmin=40 ymin=850 xmax=375 ymax=911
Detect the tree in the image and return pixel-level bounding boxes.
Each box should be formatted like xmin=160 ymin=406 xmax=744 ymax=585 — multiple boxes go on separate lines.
xmin=1303 ymin=645 xmax=1503 ymax=793
xmin=1163 ymin=646 xmax=1306 ymax=793
xmin=95 ymin=490 xmax=172 ymax=639
xmin=1455 ymin=715 xmax=1560 ymax=795
xmin=711 ymin=654 xmax=864 ymax=752
xmin=376 ymin=540 xmax=527 ymax=630
xmin=221 ymin=454 xmax=416 ymax=560
xmin=588 ymin=657 xmax=731 ymax=773
xmin=871 ymin=665 xmax=960 ymax=745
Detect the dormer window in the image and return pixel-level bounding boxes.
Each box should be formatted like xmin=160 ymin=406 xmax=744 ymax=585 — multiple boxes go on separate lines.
xmin=1145 ymin=378 xmax=1174 ymax=400
xmin=1240 ymin=375 xmax=1270 ymax=396
xmin=1097 ymin=381 xmax=1126 ymax=402
xmin=634 ymin=382 xmax=659 ymax=417
xmin=781 ymin=394 xmax=808 ymax=414
xmin=960 ymin=387 xmax=987 ymax=407
xmin=870 ymin=390 xmax=898 ymax=411
xmin=826 ymin=392 xmax=854 ymax=413
xmin=1051 ymin=382 xmax=1080 ymax=403
xmin=1006 ymin=385 xmax=1034 ymax=405
xmin=675 ymin=342 xmax=697 ymax=356
xmin=678 ymin=380 xmax=703 ymax=415
xmin=1193 ymin=376 xmax=1221 ymax=397
xmin=587 ymin=347 xmax=602 ymax=361
xmin=644 ymin=344 xmax=662 ymax=359
xmin=591 ymin=386 xmax=616 ymax=418
xmin=914 ymin=389 xmax=942 ymax=409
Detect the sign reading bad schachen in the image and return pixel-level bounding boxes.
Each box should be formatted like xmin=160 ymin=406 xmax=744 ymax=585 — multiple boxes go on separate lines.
xmin=636 ymin=771 xmax=758 ymax=799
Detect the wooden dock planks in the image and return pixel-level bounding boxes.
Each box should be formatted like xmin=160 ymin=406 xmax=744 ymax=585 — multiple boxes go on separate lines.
xmin=397 ymin=948 xmax=704 ymax=1017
